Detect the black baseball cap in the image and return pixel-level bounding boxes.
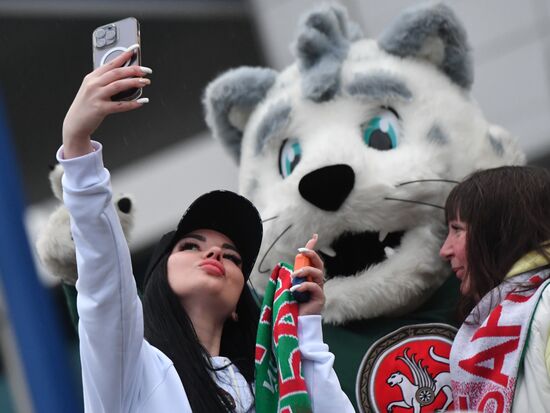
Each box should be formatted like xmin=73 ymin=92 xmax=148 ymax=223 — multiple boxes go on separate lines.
xmin=143 ymin=190 xmax=263 ymax=287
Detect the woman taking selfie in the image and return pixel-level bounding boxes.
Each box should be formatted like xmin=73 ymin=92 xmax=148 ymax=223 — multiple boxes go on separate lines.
xmin=440 ymin=166 xmax=550 ymax=412
xmin=59 ymin=48 xmax=353 ymax=412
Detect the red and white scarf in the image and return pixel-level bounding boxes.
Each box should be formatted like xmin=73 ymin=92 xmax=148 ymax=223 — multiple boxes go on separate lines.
xmin=450 ymin=268 xmax=550 ymax=412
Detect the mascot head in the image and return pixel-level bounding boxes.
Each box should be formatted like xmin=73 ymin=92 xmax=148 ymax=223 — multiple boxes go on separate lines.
xmin=36 ymin=164 xmax=135 ymax=285
xmin=203 ymin=2 xmax=524 ymax=324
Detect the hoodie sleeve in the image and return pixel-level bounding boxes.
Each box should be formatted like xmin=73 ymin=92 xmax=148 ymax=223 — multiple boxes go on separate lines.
xmin=298 ymin=315 xmax=355 ymax=412
xmin=58 ymin=141 xmax=144 ymax=412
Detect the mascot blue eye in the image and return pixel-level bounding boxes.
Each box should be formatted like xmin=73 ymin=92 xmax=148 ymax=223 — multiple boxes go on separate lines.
xmin=361 ymin=109 xmax=400 ymax=150
xmin=279 ymin=139 xmax=302 ymax=178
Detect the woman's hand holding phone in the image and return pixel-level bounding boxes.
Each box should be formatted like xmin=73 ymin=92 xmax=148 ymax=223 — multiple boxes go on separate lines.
xmin=62 ymin=47 xmax=152 ymax=159
xmin=290 ymin=234 xmax=326 ymax=316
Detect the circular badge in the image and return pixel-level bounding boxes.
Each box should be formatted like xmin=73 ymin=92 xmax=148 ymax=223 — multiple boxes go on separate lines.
xmin=356 ymin=323 xmax=457 ymax=413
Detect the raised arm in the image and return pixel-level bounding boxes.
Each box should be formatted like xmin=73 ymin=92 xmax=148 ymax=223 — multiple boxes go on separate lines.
xmin=59 ymin=49 xmax=152 ymax=412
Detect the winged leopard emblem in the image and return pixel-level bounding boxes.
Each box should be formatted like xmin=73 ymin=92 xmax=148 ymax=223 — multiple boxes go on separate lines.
xmin=386 ymin=347 xmax=453 ymax=413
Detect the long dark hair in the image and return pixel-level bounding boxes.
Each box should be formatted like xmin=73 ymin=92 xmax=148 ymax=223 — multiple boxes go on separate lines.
xmin=445 ymin=165 xmax=550 ymax=321
xmin=142 ymin=254 xmax=260 ymax=412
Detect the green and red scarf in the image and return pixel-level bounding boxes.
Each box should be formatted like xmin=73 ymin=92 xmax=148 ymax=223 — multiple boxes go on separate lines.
xmin=255 ymin=263 xmax=313 ymax=413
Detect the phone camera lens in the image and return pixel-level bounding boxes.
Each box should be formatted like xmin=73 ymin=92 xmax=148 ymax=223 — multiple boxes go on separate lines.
xmin=106 ymin=27 xmax=116 ymax=41
xmin=94 ymin=28 xmax=106 ymax=39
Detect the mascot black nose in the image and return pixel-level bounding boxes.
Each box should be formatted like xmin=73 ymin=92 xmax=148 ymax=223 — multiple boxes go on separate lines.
xmin=298 ymin=164 xmax=355 ymax=211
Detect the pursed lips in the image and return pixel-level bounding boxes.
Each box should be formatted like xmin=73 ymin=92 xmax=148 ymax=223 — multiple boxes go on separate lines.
xmin=199 ymin=259 xmax=225 ymax=276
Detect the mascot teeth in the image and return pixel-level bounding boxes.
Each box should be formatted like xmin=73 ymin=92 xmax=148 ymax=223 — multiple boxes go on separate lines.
xmin=384 ymin=246 xmax=396 ymax=258
xmin=319 ymin=230 xmax=405 ymax=280
xmin=378 ymin=231 xmax=389 ymax=243
xmin=319 ymin=246 xmax=337 ymax=258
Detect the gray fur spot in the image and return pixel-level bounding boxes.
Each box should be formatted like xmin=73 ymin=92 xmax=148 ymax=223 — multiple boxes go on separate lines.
xmin=203 ymin=67 xmax=278 ymax=163
xmin=378 ymin=3 xmax=473 ymax=90
xmin=427 ymin=124 xmax=448 ymax=145
xmin=256 ymin=103 xmax=291 ymax=155
xmin=294 ymin=4 xmax=361 ymax=102
xmin=301 ymin=59 xmax=343 ymax=103
xmin=488 ymin=133 xmax=504 ymax=157
xmin=244 ymin=178 xmax=259 ymax=200
xmin=347 ymin=73 xmax=412 ymax=102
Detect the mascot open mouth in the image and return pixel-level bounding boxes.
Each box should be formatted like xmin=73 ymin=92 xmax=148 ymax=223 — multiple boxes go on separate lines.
xmin=319 ymin=230 xmax=404 ymax=279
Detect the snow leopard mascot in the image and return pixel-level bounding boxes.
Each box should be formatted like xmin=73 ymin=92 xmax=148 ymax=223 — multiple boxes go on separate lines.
xmin=204 ymin=2 xmax=524 ymax=411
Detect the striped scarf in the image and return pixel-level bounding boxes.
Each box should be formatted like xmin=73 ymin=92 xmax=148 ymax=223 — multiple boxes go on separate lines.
xmin=450 ymin=268 xmax=550 ymax=412
xmin=255 ymin=263 xmax=313 ymax=413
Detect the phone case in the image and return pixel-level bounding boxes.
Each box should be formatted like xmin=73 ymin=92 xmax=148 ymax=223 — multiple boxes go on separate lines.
xmin=92 ymin=17 xmax=142 ymax=101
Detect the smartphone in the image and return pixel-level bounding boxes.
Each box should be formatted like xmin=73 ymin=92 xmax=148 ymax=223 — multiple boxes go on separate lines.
xmin=92 ymin=17 xmax=142 ymax=101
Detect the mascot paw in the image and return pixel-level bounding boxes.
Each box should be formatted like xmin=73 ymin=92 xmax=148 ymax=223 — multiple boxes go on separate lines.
xmin=322 ymin=280 xmax=358 ymax=324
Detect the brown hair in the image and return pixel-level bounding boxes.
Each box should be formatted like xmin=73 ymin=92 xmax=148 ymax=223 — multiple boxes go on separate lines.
xmin=445 ymin=165 xmax=550 ymax=320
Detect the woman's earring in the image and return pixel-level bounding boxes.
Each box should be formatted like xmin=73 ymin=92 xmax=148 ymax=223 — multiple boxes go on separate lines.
xmin=231 ymin=311 xmax=239 ymax=322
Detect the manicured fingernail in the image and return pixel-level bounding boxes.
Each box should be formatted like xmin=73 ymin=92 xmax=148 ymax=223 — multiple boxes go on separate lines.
xmin=138 ymin=78 xmax=150 ymax=84
xmin=313 ymin=233 xmax=318 ymax=239
xmin=136 ymin=98 xmax=149 ymax=104
xmin=291 ymin=269 xmax=305 ymax=278
xmin=140 ymin=66 xmax=153 ymax=74
xmin=290 ymin=285 xmax=300 ymax=292
xmin=126 ymin=43 xmax=140 ymax=53
xmin=298 ymin=247 xmax=313 ymax=253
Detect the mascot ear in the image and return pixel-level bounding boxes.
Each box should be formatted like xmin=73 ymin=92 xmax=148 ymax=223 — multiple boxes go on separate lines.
xmin=378 ymin=2 xmax=473 ymax=90
xmin=203 ymin=67 xmax=277 ymax=163
xmin=49 ymin=163 xmax=64 ymax=201
xmin=485 ymin=124 xmax=526 ymax=165
xmin=293 ymin=3 xmax=362 ymax=102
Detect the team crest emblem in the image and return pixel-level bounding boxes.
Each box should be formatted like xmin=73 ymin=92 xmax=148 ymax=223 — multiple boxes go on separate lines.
xmin=356 ymin=323 xmax=457 ymax=412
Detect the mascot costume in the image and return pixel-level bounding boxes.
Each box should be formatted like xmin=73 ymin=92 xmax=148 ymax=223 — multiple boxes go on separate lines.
xmin=202 ymin=2 xmax=524 ymax=411
xmin=36 ymin=3 xmax=525 ymax=412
